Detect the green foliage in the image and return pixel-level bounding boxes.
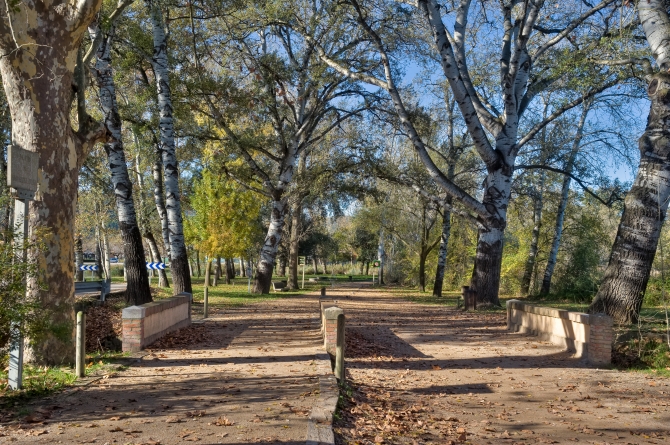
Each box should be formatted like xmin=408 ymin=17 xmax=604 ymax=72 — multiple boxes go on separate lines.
xmin=185 ymin=168 xmax=264 ymax=258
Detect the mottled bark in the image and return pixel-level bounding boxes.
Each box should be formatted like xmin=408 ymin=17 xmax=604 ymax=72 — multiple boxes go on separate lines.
xmin=0 ymin=0 xmax=104 ymax=363
xmin=226 ymin=258 xmax=235 ymax=282
xmin=288 ymin=198 xmax=303 ymax=289
xmin=195 ymin=251 xmax=201 ymax=277
xmin=147 ymin=0 xmax=191 ymax=294
xmin=213 ymin=257 xmax=220 ymax=286
xmin=541 ymin=103 xmax=590 ymax=294
xmin=590 ymin=76 xmax=670 ymax=323
xmin=240 ymin=257 xmax=246 ymax=277
xmin=377 ymin=229 xmax=385 ymax=285
xmin=520 ymin=172 xmax=545 ymax=296
xmin=152 ymin=156 xmax=170 ymax=258
xmin=204 ymin=258 xmax=212 ymax=288
xmin=75 ymin=236 xmax=84 ymax=282
xmin=91 ymin=24 xmax=151 ymax=304
xmin=278 ymin=255 xmax=287 ymax=277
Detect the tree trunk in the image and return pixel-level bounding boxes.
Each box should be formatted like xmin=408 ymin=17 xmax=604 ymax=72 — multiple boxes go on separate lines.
xmin=226 ymin=258 xmax=235 ymax=283
xmin=419 ymin=252 xmax=427 ymax=292
xmin=0 ymin=0 xmax=104 ymax=363
xmin=196 ymin=251 xmax=201 ymax=277
xmin=365 ymin=261 xmax=370 ymax=276
xmin=312 ymin=256 xmax=320 ymax=275
xmin=241 ymin=257 xmax=246 ymax=277
xmin=147 ymin=0 xmax=191 ymax=294
xmin=153 ymin=156 xmax=170 ymax=259
xmin=541 ymin=102 xmax=590 ymax=295
xmin=377 ymin=230 xmax=385 ymax=285
xmin=278 ymin=254 xmax=287 ymax=277
xmin=213 ymin=257 xmax=220 ymax=286
xmin=433 ymin=207 xmax=452 ymax=297
xmin=322 ymin=258 xmax=329 ymax=275
xmin=204 ymin=258 xmax=212 ymax=288
xmin=253 ymin=199 xmax=287 ymax=294
xmin=145 ymin=231 xmax=169 ymax=288
xmin=287 ymin=198 xmax=302 ymax=289
xmin=589 ymin=77 xmax=670 ymax=323
xmin=520 ymin=172 xmax=545 ymax=296
xmin=75 ymin=236 xmax=84 ymax=282
xmin=470 ymin=168 xmax=511 ymax=306
xmin=102 ymin=229 xmax=111 ymax=280
xmin=91 ymin=26 xmax=151 ymax=304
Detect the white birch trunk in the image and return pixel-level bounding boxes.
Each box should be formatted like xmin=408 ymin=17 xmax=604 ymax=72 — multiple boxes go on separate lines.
xmin=91 ymin=24 xmax=152 ymax=304
xmin=147 ymin=0 xmax=191 ymax=293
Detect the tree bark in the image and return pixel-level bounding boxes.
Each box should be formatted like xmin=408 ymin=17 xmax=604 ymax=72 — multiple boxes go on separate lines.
xmin=253 ymin=199 xmax=288 ymax=293
xmin=433 ymin=207 xmax=452 ymax=297
xmin=75 ymin=236 xmax=84 ymax=282
xmin=226 ymin=258 xmax=235 ymax=282
xmin=541 ymin=102 xmax=590 ymax=294
xmin=589 ymin=76 xmax=670 ymax=323
xmin=147 ymin=0 xmax=191 ymax=294
xmin=213 ymin=257 xmax=220 ymax=286
xmin=204 ymin=258 xmax=212 ymax=288
xmin=287 ymin=198 xmax=303 ymax=289
xmin=0 ymin=0 xmax=104 ymax=363
xmin=520 ymin=172 xmax=545 ymax=296
xmin=91 ymin=24 xmax=151 ymax=304
xmin=240 ymin=257 xmax=246 ymax=277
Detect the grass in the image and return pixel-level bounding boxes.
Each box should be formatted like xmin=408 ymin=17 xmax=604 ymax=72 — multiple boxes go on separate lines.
xmin=0 ymin=350 xmax=130 ymax=413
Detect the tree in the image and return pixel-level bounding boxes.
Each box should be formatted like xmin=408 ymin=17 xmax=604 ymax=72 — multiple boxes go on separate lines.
xmin=305 ymin=0 xmax=620 ymax=305
xmin=589 ymin=0 xmax=670 ymax=323
xmin=0 ymin=0 xmax=106 ymax=363
xmin=89 ymin=7 xmax=152 ymax=305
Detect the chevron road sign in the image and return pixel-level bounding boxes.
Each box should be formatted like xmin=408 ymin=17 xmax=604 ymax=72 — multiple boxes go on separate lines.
xmin=79 ymin=265 xmax=98 ymax=271
xmin=146 ymin=262 xmax=166 ymax=270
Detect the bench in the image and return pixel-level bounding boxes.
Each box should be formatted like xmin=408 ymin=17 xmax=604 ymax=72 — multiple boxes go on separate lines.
xmin=75 ymin=280 xmax=111 ymax=301
xmin=272 ymin=281 xmax=288 ymax=292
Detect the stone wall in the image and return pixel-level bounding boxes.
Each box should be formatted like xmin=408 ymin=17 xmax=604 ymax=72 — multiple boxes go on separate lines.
xmin=122 ymin=293 xmax=192 ymax=352
xmin=506 ymin=300 xmax=613 ymax=366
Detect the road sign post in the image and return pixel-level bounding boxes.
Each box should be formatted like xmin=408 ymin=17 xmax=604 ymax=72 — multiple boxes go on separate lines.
xmin=7 ymin=145 xmax=39 ymax=391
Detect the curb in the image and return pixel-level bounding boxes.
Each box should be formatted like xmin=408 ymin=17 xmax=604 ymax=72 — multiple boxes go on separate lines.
xmin=306 ymin=352 xmax=339 ymax=445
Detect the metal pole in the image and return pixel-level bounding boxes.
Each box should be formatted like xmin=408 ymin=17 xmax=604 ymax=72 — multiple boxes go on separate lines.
xmin=8 ymin=196 xmax=29 ymax=390
xmin=203 ymin=287 xmax=209 ymax=318
xmin=335 ymin=313 xmax=345 ymax=382
xmin=76 ymin=311 xmax=86 ymax=378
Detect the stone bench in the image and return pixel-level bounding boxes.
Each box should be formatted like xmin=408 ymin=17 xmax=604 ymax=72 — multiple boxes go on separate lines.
xmin=506 ymin=300 xmax=613 ymax=365
xmin=122 ymin=293 xmax=192 ymax=352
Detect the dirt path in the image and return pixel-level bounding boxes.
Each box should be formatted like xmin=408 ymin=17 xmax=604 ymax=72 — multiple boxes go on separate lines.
xmin=0 ymin=294 xmax=324 ymax=445
xmin=327 ymin=285 xmax=670 ymax=445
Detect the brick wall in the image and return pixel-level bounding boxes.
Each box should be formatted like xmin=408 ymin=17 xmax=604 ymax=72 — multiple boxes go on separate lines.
xmin=323 ymin=307 xmax=343 ymax=356
xmin=506 ymin=299 xmax=613 ymax=366
xmin=122 ymin=293 xmax=192 ymax=352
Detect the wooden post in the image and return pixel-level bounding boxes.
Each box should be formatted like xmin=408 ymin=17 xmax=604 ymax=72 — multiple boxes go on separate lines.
xmin=321 ymin=286 xmax=326 ymax=296
xmin=76 ymin=311 xmax=86 ymax=378
xmin=335 ymin=313 xmax=345 ymax=382
xmin=203 ymin=287 xmax=209 ymax=318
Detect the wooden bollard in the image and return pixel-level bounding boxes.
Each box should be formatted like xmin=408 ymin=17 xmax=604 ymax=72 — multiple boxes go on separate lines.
xmin=465 ymin=290 xmax=477 ymax=311
xmin=76 ymin=311 xmax=86 ymax=378
xmin=335 ymin=313 xmax=345 ymax=382
xmin=203 ymin=287 xmax=209 ymax=318
xmin=321 ymin=286 xmax=326 ymax=296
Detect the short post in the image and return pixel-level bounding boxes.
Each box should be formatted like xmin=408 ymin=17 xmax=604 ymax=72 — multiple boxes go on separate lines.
xmin=76 ymin=311 xmax=86 ymax=378
xmin=335 ymin=313 xmax=345 ymax=382
xmin=348 ymin=275 xmax=352 ymax=282
xmin=203 ymin=287 xmax=209 ymax=318
xmin=321 ymin=286 xmax=326 ymax=297
xmin=461 ymin=286 xmax=469 ymax=310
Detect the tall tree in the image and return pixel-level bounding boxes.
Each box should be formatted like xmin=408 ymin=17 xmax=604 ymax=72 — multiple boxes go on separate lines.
xmin=589 ymin=0 xmax=670 ymax=323
xmin=89 ymin=11 xmax=152 ymax=305
xmin=146 ymin=0 xmax=192 ymax=293
xmin=0 ymin=0 xmax=105 ymax=363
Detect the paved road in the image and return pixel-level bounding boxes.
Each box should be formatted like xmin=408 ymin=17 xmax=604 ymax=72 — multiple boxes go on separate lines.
xmin=74 ymin=282 xmax=126 ymax=296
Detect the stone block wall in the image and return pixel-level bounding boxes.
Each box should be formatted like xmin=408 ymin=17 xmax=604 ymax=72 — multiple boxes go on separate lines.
xmin=122 ymin=293 xmax=192 ymax=352
xmin=506 ymin=299 xmax=613 ymax=366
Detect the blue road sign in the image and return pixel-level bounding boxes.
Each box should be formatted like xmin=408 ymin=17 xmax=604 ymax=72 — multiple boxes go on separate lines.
xmin=110 ymin=257 xmax=119 ymax=263
xmin=79 ymin=265 xmax=98 ymax=271
xmin=146 ymin=262 xmax=166 ymax=270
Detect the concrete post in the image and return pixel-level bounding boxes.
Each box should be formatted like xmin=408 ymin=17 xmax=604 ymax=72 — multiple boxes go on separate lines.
xmin=335 ymin=313 xmax=345 ymax=381
xmin=203 ymin=287 xmax=209 ymax=318
xmin=76 ymin=311 xmax=86 ymax=378
xmin=587 ymin=313 xmax=613 ymax=366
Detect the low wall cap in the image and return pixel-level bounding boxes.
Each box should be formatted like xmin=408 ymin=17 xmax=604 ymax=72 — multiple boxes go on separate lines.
xmin=324 ymin=306 xmax=344 ymax=319
xmin=122 ymin=305 xmax=146 ymax=319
